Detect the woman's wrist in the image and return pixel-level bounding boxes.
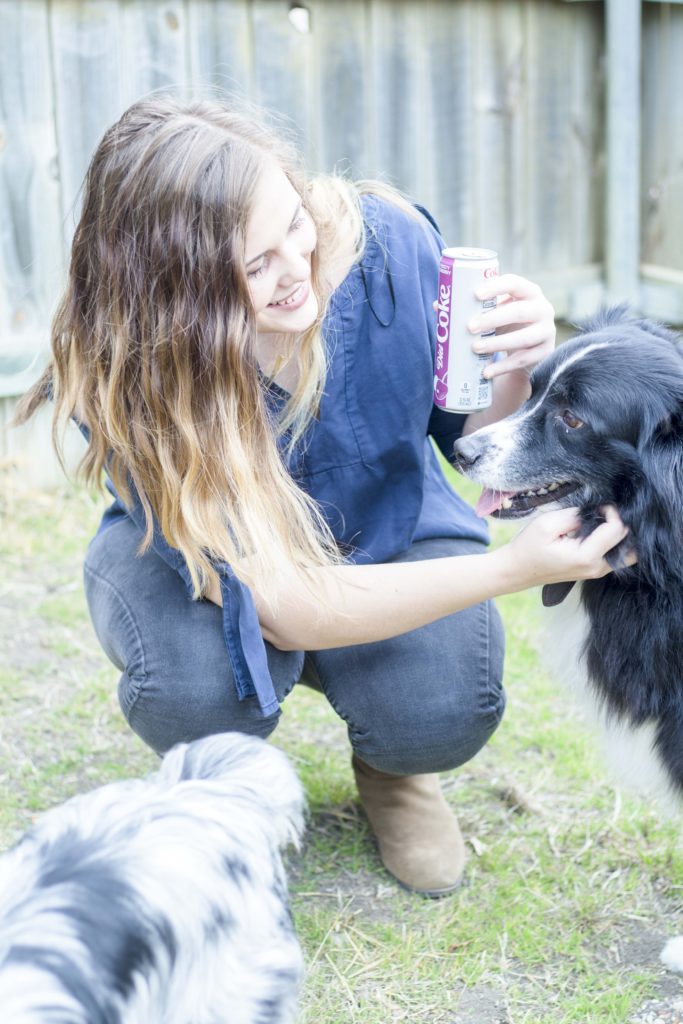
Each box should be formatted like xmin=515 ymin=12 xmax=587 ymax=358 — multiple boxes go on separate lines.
xmin=477 ymin=545 xmax=528 ymax=600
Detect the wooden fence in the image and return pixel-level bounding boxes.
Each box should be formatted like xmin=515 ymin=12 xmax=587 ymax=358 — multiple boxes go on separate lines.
xmin=1 ymin=0 xmax=682 ymax=480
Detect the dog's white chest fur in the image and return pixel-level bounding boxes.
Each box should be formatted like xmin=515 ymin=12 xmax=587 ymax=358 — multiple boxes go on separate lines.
xmin=540 ymin=584 xmax=683 ymax=973
xmin=541 ymin=585 xmax=675 ymax=802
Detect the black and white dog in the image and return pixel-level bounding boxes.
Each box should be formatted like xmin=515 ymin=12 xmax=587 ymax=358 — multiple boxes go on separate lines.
xmin=0 ymin=732 xmax=305 ymax=1023
xmin=453 ymin=306 xmax=683 ymax=969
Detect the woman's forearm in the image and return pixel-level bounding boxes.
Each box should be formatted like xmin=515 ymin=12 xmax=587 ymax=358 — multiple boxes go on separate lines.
xmin=252 ymin=550 xmax=518 ymax=651
xmin=206 ymin=507 xmax=630 ymax=652
xmin=205 ymin=552 xmax=515 ymax=649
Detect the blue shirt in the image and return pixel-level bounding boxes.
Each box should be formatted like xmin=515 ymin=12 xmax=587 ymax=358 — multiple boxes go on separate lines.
xmin=97 ymin=195 xmax=489 ymax=715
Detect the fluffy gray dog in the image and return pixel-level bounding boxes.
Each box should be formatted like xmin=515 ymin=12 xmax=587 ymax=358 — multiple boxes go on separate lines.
xmin=0 ymin=732 xmax=305 ymax=1022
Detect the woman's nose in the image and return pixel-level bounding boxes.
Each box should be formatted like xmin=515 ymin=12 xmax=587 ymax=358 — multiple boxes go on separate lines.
xmin=279 ymin=241 xmax=310 ymax=281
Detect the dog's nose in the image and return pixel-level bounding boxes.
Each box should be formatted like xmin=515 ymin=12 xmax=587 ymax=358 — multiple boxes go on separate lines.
xmin=452 ymin=436 xmax=482 ymax=471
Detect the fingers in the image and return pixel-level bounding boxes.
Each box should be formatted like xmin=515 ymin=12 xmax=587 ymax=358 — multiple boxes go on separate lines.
xmin=522 ymin=506 xmax=582 ymax=541
xmin=475 ymin=321 xmax=551 ymax=354
xmin=593 ymin=504 xmax=631 ymax=554
xmin=468 ymin=299 xmax=545 ymax=335
xmin=475 ymin=274 xmax=544 ymax=302
xmin=573 ymin=505 xmax=632 ymax=576
xmin=480 ymin=324 xmax=552 ymax=379
xmin=434 ymin=274 xmax=556 ymax=377
xmin=531 ymin=505 xmax=630 ymax=555
xmin=434 ymin=275 xmax=548 ymax=320
xmin=467 ymin=275 xmax=556 ymax=376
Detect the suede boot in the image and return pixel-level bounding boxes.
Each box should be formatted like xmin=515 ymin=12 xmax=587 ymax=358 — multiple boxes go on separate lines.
xmin=352 ymin=753 xmax=466 ymax=897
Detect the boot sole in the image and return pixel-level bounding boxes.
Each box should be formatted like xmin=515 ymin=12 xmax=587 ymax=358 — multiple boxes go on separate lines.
xmin=391 ymin=872 xmax=466 ymax=899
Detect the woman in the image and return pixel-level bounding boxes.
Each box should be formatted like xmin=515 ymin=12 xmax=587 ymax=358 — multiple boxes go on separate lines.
xmin=17 ymin=96 xmax=628 ymax=897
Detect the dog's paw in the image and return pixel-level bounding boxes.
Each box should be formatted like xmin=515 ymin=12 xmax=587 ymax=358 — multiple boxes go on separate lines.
xmin=660 ymin=935 xmax=683 ymax=973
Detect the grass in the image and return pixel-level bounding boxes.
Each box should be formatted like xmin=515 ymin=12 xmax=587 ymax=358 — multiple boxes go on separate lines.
xmin=1 ymin=463 xmax=682 ymax=1023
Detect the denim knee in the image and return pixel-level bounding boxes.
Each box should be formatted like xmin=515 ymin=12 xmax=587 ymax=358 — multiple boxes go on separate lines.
xmin=354 ymin=684 xmax=506 ymax=776
xmin=119 ymin=670 xmax=282 ymax=755
xmin=83 ymin=517 xmax=302 ymax=755
xmin=317 ymin=597 xmax=507 ymax=776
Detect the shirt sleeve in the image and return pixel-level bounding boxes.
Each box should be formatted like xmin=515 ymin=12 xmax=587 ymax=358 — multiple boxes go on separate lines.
xmin=427 ymin=404 xmax=469 ymax=461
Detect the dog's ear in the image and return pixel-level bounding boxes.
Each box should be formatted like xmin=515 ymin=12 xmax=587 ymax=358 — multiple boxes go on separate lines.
xmin=575 ymin=306 xmax=681 ymax=346
xmin=595 ymin=407 xmax=683 ymax=593
xmin=605 ymin=536 xmax=636 ymax=571
xmin=542 ymin=581 xmax=575 ymax=607
xmin=631 ymin=316 xmax=682 ymax=347
xmin=631 ymin=419 xmax=683 ymax=588
xmin=575 ymin=304 xmax=633 ymax=335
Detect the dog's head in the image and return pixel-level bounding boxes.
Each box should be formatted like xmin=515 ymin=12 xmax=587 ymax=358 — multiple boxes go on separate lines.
xmin=453 ymin=307 xmax=683 ymax=598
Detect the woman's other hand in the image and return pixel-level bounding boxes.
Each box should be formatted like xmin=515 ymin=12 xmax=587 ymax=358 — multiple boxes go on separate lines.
xmin=468 ymin=273 xmax=556 ymax=380
xmin=496 ymin=505 xmax=636 ymax=593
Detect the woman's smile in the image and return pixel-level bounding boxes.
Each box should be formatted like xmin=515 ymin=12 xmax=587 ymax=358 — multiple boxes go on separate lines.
xmin=268 ymin=280 xmax=310 ymax=310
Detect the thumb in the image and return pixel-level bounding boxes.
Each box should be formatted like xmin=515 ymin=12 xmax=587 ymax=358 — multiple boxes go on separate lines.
xmin=530 ymin=506 xmax=581 ymax=539
xmin=584 ymin=505 xmax=629 ymax=556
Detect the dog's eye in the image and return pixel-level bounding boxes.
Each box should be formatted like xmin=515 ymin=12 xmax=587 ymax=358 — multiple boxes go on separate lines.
xmin=561 ymin=410 xmax=584 ymax=430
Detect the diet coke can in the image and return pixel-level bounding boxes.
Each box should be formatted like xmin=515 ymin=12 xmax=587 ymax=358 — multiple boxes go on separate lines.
xmin=433 ymin=247 xmax=499 ymax=412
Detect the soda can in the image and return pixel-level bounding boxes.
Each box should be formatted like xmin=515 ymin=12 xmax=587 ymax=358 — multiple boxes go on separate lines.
xmin=433 ymin=247 xmax=499 ymax=413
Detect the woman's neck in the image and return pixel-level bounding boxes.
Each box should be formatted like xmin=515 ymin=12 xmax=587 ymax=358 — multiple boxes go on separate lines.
xmin=255 ymin=333 xmax=299 ymax=394
xmin=324 ymin=213 xmax=361 ymax=293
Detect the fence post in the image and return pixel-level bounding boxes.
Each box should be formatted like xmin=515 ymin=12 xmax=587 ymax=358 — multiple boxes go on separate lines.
xmin=605 ymin=0 xmax=642 ymax=308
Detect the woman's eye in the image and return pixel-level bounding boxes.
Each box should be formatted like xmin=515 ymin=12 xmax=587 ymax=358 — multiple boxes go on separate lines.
xmin=562 ymin=410 xmax=584 ymax=429
xmin=246 ymin=211 xmax=306 ymax=280
xmin=247 ymin=257 xmax=269 ymax=280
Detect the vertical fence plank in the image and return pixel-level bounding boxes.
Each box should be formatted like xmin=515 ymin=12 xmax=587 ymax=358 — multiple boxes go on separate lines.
xmin=605 ymin=0 xmax=641 ymax=304
xmin=641 ymin=3 xmax=666 ymax=269
xmin=524 ymin=0 xmax=578 ymax=270
xmin=0 ymin=0 xmax=62 ymax=383
xmin=119 ymin=0 xmax=188 ymax=105
xmin=186 ymin=0 xmax=252 ymax=98
xmin=503 ymin=0 xmax=531 ymax=271
xmin=307 ymin=0 xmax=369 ymax=177
xmin=49 ymin=0 xmax=125 ymax=245
xmin=568 ymin=6 xmax=605 ymax=269
xmin=469 ymin=0 xmax=526 ymax=260
xmin=423 ymin=1 xmax=476 ymax=245
xmin=251 ymin=0 xmax=315 ymax=159
xmin=642 ymin=2 xmax=683 ymax=272
xmin=366 ymin=0 xmax=429 ymax=199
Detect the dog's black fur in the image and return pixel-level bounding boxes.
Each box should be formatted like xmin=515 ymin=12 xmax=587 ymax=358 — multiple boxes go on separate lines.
xmin=453 ymin=307 xmax=683 ymax=795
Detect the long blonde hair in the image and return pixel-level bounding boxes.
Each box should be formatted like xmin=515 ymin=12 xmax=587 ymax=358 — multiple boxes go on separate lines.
xmin=16 ymin=95 xmax=416 ymax=599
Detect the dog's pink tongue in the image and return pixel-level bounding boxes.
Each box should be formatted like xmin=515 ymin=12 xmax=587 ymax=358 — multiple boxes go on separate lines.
xmin=475 ymin=488 xmax=515 ymax=518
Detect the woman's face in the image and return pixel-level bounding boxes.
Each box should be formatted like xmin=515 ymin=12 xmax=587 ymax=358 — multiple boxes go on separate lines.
xmin=245 ymin=162 xmax=318 ymax=335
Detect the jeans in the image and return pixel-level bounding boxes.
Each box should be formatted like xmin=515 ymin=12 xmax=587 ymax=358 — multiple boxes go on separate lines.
xmin=84 ymin=516 xmax=506 ymax=774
